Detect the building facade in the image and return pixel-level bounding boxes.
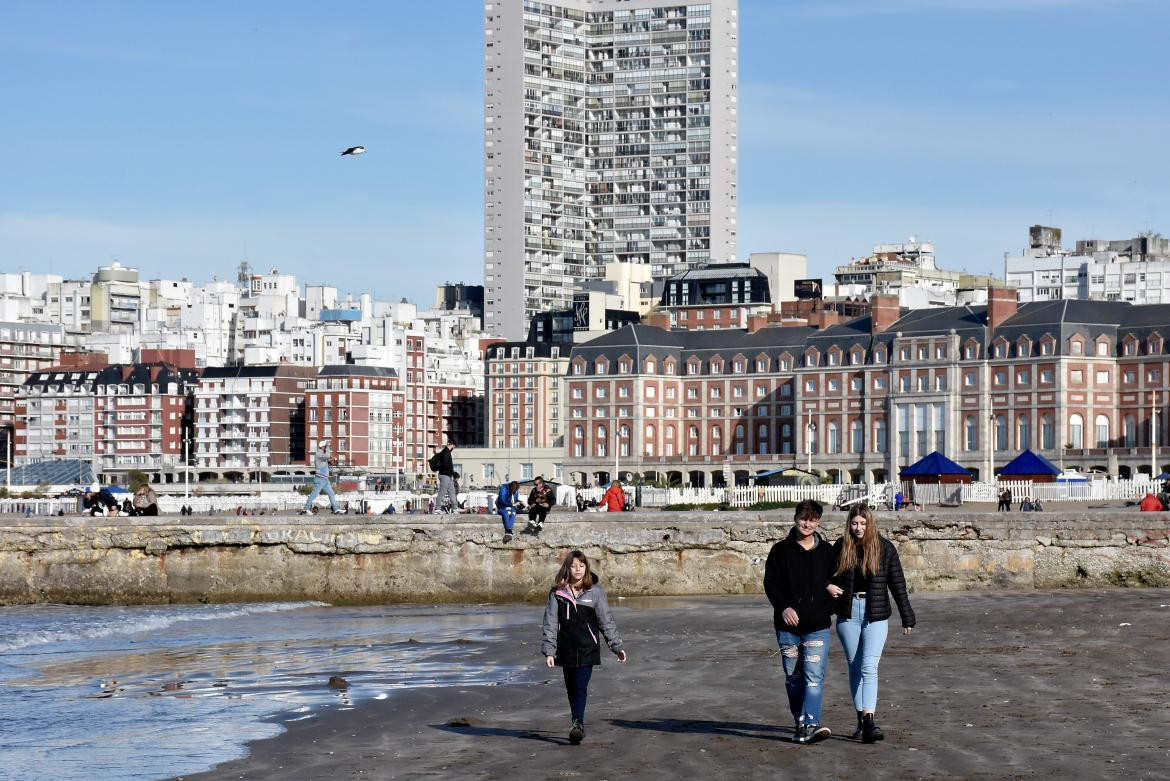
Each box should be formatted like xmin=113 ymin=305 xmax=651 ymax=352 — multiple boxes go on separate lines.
xmin=305 ymin=365 xmax=405 ymax=475
xmin=194 ymin=365 xmax=317 ymax=478
xmin=486 ymin=340 xmax=572 ymax=450
xmin=564 ymin=291 xmax=1170 ymax=486
xmin=484 ymin=0 xmax=740 ymax=339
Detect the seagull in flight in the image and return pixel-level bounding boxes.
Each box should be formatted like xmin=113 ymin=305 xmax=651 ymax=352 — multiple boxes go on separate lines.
xmin=340 ymin=146 xmax=365 ymax=156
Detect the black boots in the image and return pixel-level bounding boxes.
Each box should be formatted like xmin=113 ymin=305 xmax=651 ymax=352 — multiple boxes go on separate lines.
xmin=852 ymin=711 xmax=865 ymax=740
xmin=861 ymin=712 xmax=884 ymax=743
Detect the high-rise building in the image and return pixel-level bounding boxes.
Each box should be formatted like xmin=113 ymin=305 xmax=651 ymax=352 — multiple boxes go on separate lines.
xmin=484 ymin=0 xmax=740 ymax=340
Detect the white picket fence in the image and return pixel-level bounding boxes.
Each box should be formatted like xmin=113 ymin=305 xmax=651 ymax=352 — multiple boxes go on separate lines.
xmin=0 ymin=498 xmax=78 ymax=516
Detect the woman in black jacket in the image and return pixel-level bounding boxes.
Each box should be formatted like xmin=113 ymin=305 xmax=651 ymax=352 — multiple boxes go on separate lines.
xmin=541 ymin=550 xmax=627 ymax=745
xmin=827 ymin=504 xmax=916 ymax=743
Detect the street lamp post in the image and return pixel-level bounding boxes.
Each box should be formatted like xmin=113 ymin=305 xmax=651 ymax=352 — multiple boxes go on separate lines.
xmin=988 ymin=412 xmax=997 ymax=482
xmin=806 ymin=409 xmax=816 ymax=475
xmin=1151 ymin=391 xmax=1159 ymax=479
xmin=184 ymin=436 xmax=190 ymax=500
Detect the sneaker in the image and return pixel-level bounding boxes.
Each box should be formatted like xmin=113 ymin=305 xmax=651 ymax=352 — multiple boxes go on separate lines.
xmin=569 ymin=719 xmax=584 ymax=745
xmin=332 ymin=509 xmax=346 ymax=514
xmin=299 ymin=510 xmax=312 ymax=515
xmin=805 ymin=724 xmax=831 ymax=744
xmin=861 ymin=714 xmax=884 ymax=743
xmin=502 ymin=532 xmax=513 ymax=543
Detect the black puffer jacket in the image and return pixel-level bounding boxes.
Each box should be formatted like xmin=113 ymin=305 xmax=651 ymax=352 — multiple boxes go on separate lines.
xmin=830 ymin=536 xmax=916 ymax=628
xmin=541 ymin=574 xmax=623 ymax=667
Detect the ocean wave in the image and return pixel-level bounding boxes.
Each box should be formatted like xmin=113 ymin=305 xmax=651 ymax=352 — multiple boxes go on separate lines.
xmin=0 ymin=601 xmax=331 ymax=652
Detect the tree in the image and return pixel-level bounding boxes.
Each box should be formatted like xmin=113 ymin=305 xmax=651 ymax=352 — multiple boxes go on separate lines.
xmin=127 ymin=470 xmax=150 ymax=491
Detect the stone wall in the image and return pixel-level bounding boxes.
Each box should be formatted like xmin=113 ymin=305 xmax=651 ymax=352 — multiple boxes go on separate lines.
xmin=0 ymin=512 xmax=1167 ymax=605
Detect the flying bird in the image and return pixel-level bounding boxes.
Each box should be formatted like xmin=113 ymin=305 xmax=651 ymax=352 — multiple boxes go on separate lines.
xmin=340 ymin=146 xmax=365 ymax=156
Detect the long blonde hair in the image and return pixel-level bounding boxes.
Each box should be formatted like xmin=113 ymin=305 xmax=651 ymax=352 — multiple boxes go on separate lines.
xmin=835 ymin=504 xmax=881 ymax=578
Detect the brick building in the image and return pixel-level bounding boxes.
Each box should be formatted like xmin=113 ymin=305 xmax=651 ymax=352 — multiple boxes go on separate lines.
xmin=306 ymin=365 xmax=404 ymax=475
xmin=194 ymin=364 xmax=317 ymax=479
xmin=15 ymin=361 xmax=198 ymax=485
xmin=485 ymin=341 xmax=571 ymax=450
xmin=565 ymin=289 xmax=1170 ymax=486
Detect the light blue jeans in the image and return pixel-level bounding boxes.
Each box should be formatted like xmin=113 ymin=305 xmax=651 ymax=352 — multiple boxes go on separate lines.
xmin=303 ymin=475 xmax=338 ymax=512
xmin=776 ymin=627 xmax=831 ymax=726
xmin=835 ymin=595 xmax=889 ymax=712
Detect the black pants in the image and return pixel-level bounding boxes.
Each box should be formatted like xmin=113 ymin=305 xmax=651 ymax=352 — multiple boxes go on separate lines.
xmin=528 ymin=506 xmax=549 ymax=526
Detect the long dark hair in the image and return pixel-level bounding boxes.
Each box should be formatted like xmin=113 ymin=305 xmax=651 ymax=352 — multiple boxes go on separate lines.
xmin=553 ymin=549 xmax=593 ymax=590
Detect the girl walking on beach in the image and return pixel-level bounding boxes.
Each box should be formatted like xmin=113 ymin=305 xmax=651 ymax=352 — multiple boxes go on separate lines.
xmin=826 ymin=505 xmax=916 ymax=743
xmin=541 ymin=550 xmax=628 ymax=745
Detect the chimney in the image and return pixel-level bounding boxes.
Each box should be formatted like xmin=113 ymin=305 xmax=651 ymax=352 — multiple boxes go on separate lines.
xmin=987 ymin=286 xmax=1018 ymax=333
xmin=871 ymin=294 xmax=900 ymax=334
xmin=747 ymin=314 xmax=770 ymax=333
xmin=643 ymin=311 xmax=671 ymax=330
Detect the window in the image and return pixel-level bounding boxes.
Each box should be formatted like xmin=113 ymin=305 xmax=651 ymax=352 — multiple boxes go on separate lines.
xmin=1096 ymin=370 xmax=1109 ymax=385
xmin=646 ymin=386 xmax=656 ymax=399
xmin=900 ymin=376 xmax=911 ymax=392
xmin=828 ymin=379 xmax=841 ymax=392
xmin=1124 ymin=371 xmax=1136 ymax=384
xmin=1071 ymin=340 xmax=1083 ymax=356
xmin=965 ymin=416 xmax=978 ymax=451
xmin=1042 ymin=414 xmax=1055 ymax=449
xmin=851 ymin=420 xmax=863 ymax=453
xmin=1070 ymin=370 xmax=1083 ymax=383
xmin=1124 ymin=415 xmax=1137 ymax=447
xmin=1096 ymin=342 xmax=1109 ymax=356
xmin=874 ymin=377 xmax=886 ymax=390
xmin=851 ymin=377 xmax=863 ymax=392
xmin=1150 ymin=369 xmax=1161 ymax=383
xmin=935 ymin=375 xmax=947 ymax=391
xmin=804 ymin=379 xmax=816 ymax=393
xmin=917 ymin=375 xmax=928 ymax=392
xmin=1041 ymin=369 xmax=1054 ymax=384
xmin=1094 ymin=415 xmax=1109 ymax=448
xmin=996 ymin=415 xmax=1007 ymax=450
xmin=1017 ymin=370 xmax=1030 ymax=385
xmin=964 ymin=345 xmax=977 ymax=360
xmin=994 ymin=371 xmax=1006 ymax=386
xmin=874 ymin=419 xmax=888 ymax=453
xmin=1068 ymin=414 xmax=1084 ymax=449
xmin=827 ymin=421 xmax=840 ymax=454
xmin=1017 ymin=415 xmax=1031 ymax=450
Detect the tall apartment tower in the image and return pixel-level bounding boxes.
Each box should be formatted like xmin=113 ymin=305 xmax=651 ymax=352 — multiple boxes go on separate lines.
xmin=484 ymin=0 xmax=740 ymax=340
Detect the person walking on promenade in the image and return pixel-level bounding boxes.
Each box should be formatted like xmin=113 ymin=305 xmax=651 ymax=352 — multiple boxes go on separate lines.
xmin=429 ymin=441 xmax=458 ymax=513
xmin=764 ymin=499 xmax=837 ymax=744
xmin=496 ymin=480 xmax=523 ymax=543
xmin=826 ymin=504 xmax=916 ymax=743
xmin=601 ymin=480 xmax=626 ymax=512
xmin=302 ymin=442 xmax=343 ymax=515
xmin=541 ymin=550 xmax=627 ymax=745
xmin=524 ymin=476 xmax=554 ymax=535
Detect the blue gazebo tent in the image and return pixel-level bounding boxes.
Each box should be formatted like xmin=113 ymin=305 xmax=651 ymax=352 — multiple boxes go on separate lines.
xmin=997 ymin=450 xmax=1060 ymax=483
xmin=899 ymin=451 xmax=973 ymax=484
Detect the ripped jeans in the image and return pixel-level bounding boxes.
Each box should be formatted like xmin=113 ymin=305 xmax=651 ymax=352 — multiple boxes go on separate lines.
xmin=776 ymin=627 xmax=831 ymax=726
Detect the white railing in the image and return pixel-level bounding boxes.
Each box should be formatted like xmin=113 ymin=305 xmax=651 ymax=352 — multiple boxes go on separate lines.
xmin=0 ymin=498 xmax=77 ymax=516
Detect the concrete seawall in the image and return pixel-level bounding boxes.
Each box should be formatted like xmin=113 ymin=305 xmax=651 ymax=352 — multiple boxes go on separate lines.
xmin=1 ymin=511 xmax=1168 ymax=605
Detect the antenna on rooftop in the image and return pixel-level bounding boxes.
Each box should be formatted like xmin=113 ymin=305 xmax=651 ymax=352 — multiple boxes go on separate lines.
xmin=237 ymin=261 xmax=252 ymax=284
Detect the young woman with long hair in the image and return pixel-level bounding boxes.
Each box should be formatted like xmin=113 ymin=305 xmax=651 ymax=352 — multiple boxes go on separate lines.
xmin=826 ymin=504 xmax=916 ymax=743
xmin=540 ymin=550 xmax=628 ymax=745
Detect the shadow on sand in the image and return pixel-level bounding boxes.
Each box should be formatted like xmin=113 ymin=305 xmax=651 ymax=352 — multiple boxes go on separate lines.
xmin=609 ymin=718 xmax=850 ymax=744
xmin=431 ymin=723 xmax=569 ymax=746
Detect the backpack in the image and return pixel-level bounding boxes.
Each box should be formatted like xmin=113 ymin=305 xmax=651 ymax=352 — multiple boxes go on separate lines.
xmin=428 ymin=451 xmax=441 ymax=472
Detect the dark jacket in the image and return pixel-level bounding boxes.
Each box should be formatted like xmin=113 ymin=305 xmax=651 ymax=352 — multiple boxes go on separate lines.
xmin=431 ymin=447 xmax=455 ymax=477
xmin=830 ymin=536 xmax=916 ymax=628
xmin=763 ymin=528 xmax=837 ymax=634
xmin=528 ymin=484 xmax=553 ymax=509
xmin=541 ymin=574 xmax=623 ymax=667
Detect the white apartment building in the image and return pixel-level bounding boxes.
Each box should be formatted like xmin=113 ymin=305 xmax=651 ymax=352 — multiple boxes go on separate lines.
xmin=1005 ymin=225 xmax=1170 ymax=304
xmin=834 ymin=240 xmax=1001 ymax=308
xmin=484 ymin=0 xmax=740 ymax=339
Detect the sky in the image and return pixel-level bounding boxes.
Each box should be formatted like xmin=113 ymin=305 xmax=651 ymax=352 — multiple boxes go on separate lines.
xmin=1 ymin=0 xmax=1167 ymax=304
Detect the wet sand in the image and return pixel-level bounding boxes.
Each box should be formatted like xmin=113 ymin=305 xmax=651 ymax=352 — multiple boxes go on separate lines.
xmin=178 ymin=589 xmax=1170 ymax=781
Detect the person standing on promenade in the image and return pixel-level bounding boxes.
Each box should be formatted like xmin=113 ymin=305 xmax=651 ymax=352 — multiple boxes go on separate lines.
xmin=541 ymin=550 xmax=627 ymax=745
xmin=301 ymin=442 xmax=343 ymax=515
xmin=764 ymin=499 xmax=837 ymax=744
xmin=826 ymin=504 xmax=916 ymax=743
xmin=429 ymin=441 xmax=458 ymax=513
xmin=496 ymin=480 xmax=523 ymax=543
xmin=601 ymin=480 xmax=626 ymax=512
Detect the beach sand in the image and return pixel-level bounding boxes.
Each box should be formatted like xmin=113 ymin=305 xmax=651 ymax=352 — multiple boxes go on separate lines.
xmin=178 ymin=589 xmax=1170 ymax=781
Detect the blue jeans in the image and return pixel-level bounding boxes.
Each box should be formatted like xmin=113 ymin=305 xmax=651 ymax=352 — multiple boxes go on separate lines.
xmin=498 ymin=507 xmax=516 ymax=532
xmin=835 ymin=596 xmax=889 ymax=712
xmin=563 ymin=666 xmax=593 ymax=722
xmin=776 ymin=627 xmax=831 ymax=726
xmin=303 ymin=475 xmax=337 ymax=512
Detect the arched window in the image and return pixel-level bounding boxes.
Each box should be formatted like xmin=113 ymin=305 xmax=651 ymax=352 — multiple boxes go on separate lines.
xmin=827 ymin=421 xmax=840 ymax=454
xmin=1069 ymin=414 xmax=1084 ymax=449
xmin=1094 ymin=415 xmax=1109 ymax=448
xmin=1041 ymin=414 xmax=1055 ymax=449
xmin=995 ymin=415 xmax=1007 ymax=450
xmin=1017 ymin=414 xmax=1031 ymax=450
xmin=1124 ymin=415 xmax=1136 ymax=448
xmin=851 ymin=420 xmax=864 ymax=453
xmin=757 ymin=424 xmax=769 ymax=454
xmin=645 ymin=358 xmax=656 ymax=373
xmin=965 ymin=416 xmax=978 ymax=451
xmin=646 ymin=424 xmax=655 ymax=439
xmin=619 ymin=425 xmax=630 ymax=439
xmin=735 ymin=424 xmax=745 ymax=438
xmin=666 ymin=425 xmax=675 ymax=439
xmin=712 ymin=425 xmax=722 ymax=439
xmin=597 ymin=425 xmax=608 ymax=457
xmin=874 ymin=420 xmax=887 ymax=453
xmin=689 ymin=425 xmax=699 ymax=439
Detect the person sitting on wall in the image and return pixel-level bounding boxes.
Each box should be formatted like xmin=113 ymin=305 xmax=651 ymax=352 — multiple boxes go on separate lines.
xmin=1139 ymin=492 xmax=1164 ymax=512
xmin=524 ymin=476 xmax=554 ymax=535
xmin=82 ymin=486 xmax=119 ymax=516
xmin=602 ymin=481 xmax=626 ymax=513
xmin=132 ymin=485 xmax=159 ymax=516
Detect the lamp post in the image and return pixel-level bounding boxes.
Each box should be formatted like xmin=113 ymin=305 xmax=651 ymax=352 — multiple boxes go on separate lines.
xmin=806 ymin=409 xmax=816 ymax=475
xmin=988 ymin=412 xmax=997 ymax=482
xmin=183 ymin=435 xmax=190 ymax=500
xmin=1151 ymin=391 xmax=1159 ymax=480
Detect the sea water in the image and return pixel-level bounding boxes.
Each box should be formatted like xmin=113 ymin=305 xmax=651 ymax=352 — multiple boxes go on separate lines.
xmin=0 ymin=601 xmax=536 ymax=781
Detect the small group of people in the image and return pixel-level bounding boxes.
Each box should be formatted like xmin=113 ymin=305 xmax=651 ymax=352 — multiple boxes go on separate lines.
xmin=538 ymin=499 xmax=914 ymax=747
xmin=496 ymin=475 xmax=554 ymax=542
xmin=81 ymin=484 xmax=159 ymax=516
xmin=996 ymin=488 xmax=1014 ymax=511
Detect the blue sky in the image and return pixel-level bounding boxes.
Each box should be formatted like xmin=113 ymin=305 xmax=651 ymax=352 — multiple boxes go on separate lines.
xmin=1 ymin=0 xmax=1166 ymax=303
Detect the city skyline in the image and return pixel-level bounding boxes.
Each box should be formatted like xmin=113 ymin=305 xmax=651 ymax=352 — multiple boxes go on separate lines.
xmin=1 ymin=0 xmax=1167 ymax=315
